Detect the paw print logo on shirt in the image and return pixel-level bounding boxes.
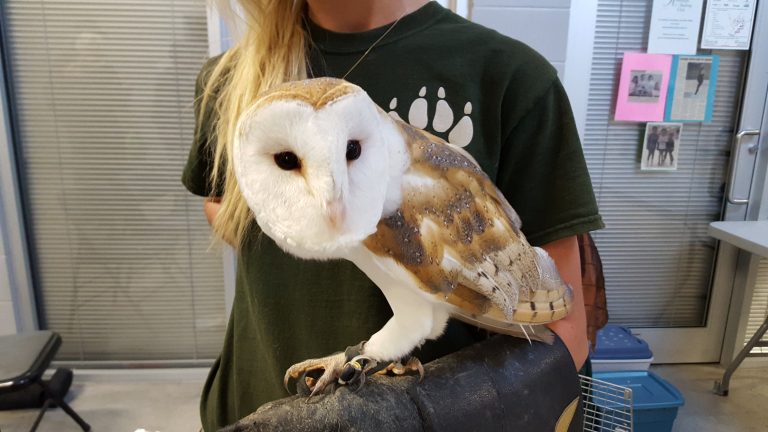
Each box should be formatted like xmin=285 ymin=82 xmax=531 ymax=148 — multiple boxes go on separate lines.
xmin=387 ymin=86 xmax=474 ymax=148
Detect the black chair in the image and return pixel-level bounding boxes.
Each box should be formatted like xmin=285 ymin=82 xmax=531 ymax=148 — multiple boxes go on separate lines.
xmin=0 ymin=331 xmax=90 ymax=431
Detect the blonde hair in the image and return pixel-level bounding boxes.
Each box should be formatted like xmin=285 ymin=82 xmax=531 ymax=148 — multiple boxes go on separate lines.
xmin=199 ymin=0 xmax=308 ymax=246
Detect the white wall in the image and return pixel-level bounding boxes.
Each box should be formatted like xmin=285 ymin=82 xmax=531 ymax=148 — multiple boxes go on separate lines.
xmin=471 ymin=0 xmax=572 ymax=77
xmin=0 ymin=48 xmax=37 ymax=336
xmin=0 ymin=61 xmax=19 ymax=336
xmin=0 ymin=231 xmax=17 ymax=335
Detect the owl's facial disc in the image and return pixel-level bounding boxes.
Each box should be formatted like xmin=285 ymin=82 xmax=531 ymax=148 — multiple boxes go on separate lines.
xmin=233 ymin=91 xmax=399 ymax=260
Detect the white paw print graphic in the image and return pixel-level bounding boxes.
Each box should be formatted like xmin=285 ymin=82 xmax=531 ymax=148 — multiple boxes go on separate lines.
xmin=387 ymin=86 xmax=474 ymax=148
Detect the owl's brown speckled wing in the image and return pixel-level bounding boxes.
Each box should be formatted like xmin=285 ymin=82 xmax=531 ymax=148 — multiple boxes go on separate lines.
xmin=363 ymin=122 xmax=573 ymax=333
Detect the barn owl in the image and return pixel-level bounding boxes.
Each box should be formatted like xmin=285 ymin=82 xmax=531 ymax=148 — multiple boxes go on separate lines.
xmin=233 ymin=78 xmax=573 ymax=396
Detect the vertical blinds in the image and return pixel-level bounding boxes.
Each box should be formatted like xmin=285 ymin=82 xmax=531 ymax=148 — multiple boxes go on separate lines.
xmin=747 ymin=259 xmax=768 ymax=354
xmin=585 ymin=0 xmax=746 ymax=327
xmin=4 ymin=0 xmax=225 ymax=360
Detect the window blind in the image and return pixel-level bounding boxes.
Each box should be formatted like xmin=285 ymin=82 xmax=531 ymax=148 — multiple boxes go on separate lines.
xmin=584 ymin=0 xmax=747 ymax=327
xmin=747 ymin=259 xmax=768 ymax=355
xmin=3 ymin=0 xmax=225 ymax=360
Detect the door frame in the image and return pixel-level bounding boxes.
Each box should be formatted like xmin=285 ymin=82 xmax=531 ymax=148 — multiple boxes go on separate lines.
xmin=720 ymin=22 xmax=768 ymax=364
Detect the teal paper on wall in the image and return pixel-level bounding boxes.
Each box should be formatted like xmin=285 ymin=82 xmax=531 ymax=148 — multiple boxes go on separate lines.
xmin=664 ymin=55 xmax=719 ymax=123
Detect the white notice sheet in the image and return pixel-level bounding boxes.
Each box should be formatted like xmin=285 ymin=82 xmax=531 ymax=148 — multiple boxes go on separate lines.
xmin=648 ymin=0 xmax=705 ymax=55
xmin=701 ymin=0 xmax=757 ymax=50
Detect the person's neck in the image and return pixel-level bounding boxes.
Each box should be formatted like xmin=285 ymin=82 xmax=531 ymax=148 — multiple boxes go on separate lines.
xmin=306 ymin=0 xmax=430 ymax=33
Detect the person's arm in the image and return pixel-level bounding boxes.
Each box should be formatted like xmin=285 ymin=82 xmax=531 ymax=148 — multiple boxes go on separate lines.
xmin=204 ymin=197 xmax=222 ymax=226
xmin=542 ymin=235 xmax=588 ymax=370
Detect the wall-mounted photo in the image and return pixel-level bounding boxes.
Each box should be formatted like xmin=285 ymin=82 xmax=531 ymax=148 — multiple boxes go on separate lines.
xmin=684 ymin=61 xmax=711 ymax=98
xmin=628 ymin=70 xmax=663 ymax=103
xmin=641 ymin=122 xmax=682 ymax=171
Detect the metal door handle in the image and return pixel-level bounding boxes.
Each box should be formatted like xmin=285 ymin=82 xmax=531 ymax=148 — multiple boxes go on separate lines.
xmin=727 ymin=130 xmax=760 ymax=205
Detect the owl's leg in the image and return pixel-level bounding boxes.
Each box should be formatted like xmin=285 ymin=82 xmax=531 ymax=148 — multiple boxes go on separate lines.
xmin=284 ymin=288 xmax=437 ymax=397
xmin=427 ymin=305 xmax=451 ymax=340
xmin=339 ymin=286 xmax=444 ymax=387
xmin=379 ymin=306 xmax=449 ymax=381
xmin=365 ymin=286 xmax=437 ymax=360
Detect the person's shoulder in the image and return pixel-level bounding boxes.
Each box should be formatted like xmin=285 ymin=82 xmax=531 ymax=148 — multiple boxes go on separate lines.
xmin=196 ymin=52 xmax=227 ymax=91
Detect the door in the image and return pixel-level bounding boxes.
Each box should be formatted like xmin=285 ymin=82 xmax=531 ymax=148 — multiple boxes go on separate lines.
xmin=582 ymin=0 xmax=768 ymax=362
xmin=636 ymin=0 xmax=768 ymax=363
xmin=718 ymin=14 xmax=768 ymax=363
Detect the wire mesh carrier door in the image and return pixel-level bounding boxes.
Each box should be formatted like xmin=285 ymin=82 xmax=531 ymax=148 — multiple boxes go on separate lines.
xmin=579 ymin=374 xmax=633 ymax=432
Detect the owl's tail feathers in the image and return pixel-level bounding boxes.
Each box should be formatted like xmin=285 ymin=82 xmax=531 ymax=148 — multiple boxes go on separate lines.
xmin=469 ymin=318 xmax=556 ymax=344
xmin=510 ymin=324 xmax=555 ymax=345
xmin=510 ymin=247 xmax=574 ymax=324
xmin=451 ymin=309 xmax=557 ymax=344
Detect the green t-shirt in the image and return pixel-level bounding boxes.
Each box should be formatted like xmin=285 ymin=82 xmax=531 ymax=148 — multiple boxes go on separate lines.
xmin=182 ymin=3 xmax=603 ymax=430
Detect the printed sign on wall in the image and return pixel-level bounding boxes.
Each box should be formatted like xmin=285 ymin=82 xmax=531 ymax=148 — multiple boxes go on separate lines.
xmin=648 ymin=0 xmax=705 ymax=55
xmin=701 ymin=0 xmax=757 ymax=50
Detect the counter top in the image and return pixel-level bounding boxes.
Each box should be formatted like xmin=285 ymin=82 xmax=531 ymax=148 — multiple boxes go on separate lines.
xmin=709 ymin=221 xmax=768 ymax=258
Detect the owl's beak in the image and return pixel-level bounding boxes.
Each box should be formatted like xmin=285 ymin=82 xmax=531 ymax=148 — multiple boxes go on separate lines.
xmin=326 ymin=199 xmax=346 ymax=231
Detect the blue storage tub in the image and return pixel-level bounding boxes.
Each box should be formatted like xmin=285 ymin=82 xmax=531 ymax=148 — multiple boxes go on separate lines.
xmin=592 ymin=325 xmax=654 ymax=371
xmin=594 ymin=371 xmax=685 ymax=432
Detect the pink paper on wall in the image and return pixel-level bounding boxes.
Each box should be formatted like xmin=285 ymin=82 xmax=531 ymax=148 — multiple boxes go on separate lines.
xmin=614 ymin=52 xmax=673 ymax=122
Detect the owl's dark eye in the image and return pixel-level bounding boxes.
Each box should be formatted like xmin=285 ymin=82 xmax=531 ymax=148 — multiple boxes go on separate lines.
xmin=346 ymin=139 xmax=361 ymax=161
xmin=274 ymin=152 xmax=301 ymax=171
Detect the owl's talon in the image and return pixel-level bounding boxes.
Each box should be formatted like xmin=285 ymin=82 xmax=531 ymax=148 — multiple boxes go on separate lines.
xmin=381 ymin=356 xmax=425 ymax=381
xmin=352 ymin=371 xmax=367 ymax=392
xmin=283 ymin=352 xmax=346 ymax=398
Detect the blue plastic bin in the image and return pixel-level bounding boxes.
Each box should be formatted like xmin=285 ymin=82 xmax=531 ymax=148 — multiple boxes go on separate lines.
xmin=592 ymin=325 xmax=654 ymax=371
xmin=594 ymin=371 xmax=685 ymax=432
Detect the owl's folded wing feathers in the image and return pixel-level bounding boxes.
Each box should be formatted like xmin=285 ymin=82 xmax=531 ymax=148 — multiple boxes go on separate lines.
xmin=363 ymin=123 xmax=572 ymax=339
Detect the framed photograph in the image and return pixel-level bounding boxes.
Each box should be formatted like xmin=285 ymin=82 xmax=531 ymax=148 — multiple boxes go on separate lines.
xmin=615 ymin=53 xmax=673 ymax=122
xmin=641 ymin=122 xmax=682 ymax=171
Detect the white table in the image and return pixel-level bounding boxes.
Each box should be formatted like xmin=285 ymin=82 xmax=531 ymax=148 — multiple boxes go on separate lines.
xmin=709 ymin=221 xmax=768 ymax=396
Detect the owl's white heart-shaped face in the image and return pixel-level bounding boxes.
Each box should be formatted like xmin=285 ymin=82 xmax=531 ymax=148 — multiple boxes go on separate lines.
xmin=233 ymin=88 xmax=405 ymax=259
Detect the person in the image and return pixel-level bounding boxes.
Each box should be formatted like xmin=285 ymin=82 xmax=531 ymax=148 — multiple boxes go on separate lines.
xmin=646 ymin=74 xmax=656 ymax=97
xmin=665 ymin=130 xmax=676 ymax=166
xmin=695 ymin=66 xmax=705 ymax=95
xmin=182 ymin=1 xmax=604 ymax=430
xmin=646 ymin=126 xmax=659 ymax=166
xmin=629 ymin=75 xmax=639 ymax=96
xmin=637 ymin=74 xmax=647 ymax=96
xmin=658 ymin=128 xmax=669 ymax=165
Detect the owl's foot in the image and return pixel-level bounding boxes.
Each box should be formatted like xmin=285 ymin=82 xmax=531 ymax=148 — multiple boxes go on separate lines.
xmin=380 ymin=356 xmax=425 ymax=381
xmin=284 ymin=352 xmax=346 ymax=399
xmin=339 ymin=355 xmax=425 ymax=390
xmin=338 ymin=355 xmax=380 ymax=390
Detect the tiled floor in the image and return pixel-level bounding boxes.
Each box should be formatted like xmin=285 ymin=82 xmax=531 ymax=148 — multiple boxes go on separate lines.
xmin=0 ymin=369 xmax=205 ymax=432
xmin=654 ymin=362 xmax=768 ymax=432
xmin=0 ymin=363 xmax=766 ymax=431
